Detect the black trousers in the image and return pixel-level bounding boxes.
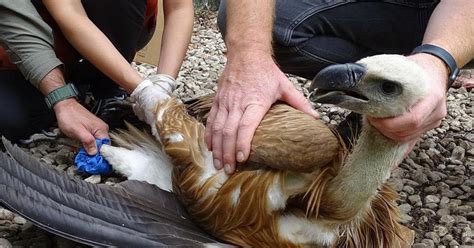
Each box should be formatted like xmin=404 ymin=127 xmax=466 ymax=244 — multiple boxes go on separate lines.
xmin=218 ymin=0 xmax=439 ymax=79
xmin=0 ymin=0 xmax=156 ymax=141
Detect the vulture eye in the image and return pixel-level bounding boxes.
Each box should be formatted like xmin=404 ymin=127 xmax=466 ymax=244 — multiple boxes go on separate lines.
xmin=380 ymin=81 xmax=400 ymax=95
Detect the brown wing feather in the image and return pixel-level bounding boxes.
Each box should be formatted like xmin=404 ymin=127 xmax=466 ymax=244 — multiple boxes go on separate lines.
xmin=157 ymin=98 xmax=301 ymax=247
xmin=157 ymin=96 xmax=410 ymax=247
xmin=185 ymin=95 xmax=341 ymax=172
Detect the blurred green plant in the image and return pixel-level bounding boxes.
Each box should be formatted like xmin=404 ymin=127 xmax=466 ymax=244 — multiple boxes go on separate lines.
xmin=194 ymin=0 xmax=220 ymax=11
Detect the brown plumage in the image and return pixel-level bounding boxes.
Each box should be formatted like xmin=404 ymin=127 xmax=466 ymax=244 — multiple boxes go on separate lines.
xmin=105 ymin=55 xmax=426 ymax=247
xmin=185 ymin=94 xmax=341 ymax=172
xmin=153 ymin=96 xmax=411 ymax=248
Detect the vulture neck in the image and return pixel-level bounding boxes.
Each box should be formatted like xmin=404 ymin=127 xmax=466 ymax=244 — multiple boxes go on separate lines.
xmin=325 ymin=118 xmax=408 ymax=219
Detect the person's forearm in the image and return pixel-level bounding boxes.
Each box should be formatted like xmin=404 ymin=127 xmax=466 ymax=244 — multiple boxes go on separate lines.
xmin=422 ymin=0 xmax=474 ymax=68
xmin=42 ymin=0 xmax=143 ymax=94
xmin=0 ymin=1 xmax=63 ymax=87
xmin=38 ymin=66 xmax=83 ymax=113
xmin=158 ymin=0 xmax=194 ymax=78
xmin=225 ymin=0 xmax=274 ymax=56
xmin=38 ymin=67 xmax=66 ymax=96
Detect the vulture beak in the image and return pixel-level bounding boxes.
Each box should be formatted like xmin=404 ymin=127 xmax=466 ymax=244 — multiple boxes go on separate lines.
xmin=309 ymin=63 xmax=368 ymax=105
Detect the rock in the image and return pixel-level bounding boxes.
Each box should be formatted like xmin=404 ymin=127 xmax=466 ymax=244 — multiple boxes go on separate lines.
xmin=433 ymin=225 xmax=449 ymax=237
xmin=402 ymin=185 xmax=415 ymax=194
xmin=437 ymin=208 xmax=450 ymax=217
xmin=0 ymin=238 xmax=12 ymax=248
xmin=84 ymin=175 xmax=101 ymax=184
xmin=440 ymin=215 xmax=456 ymax=228
xmin=0 ymin=209 xmax=14 ymax=221
xmin=421 ymin=238 xmax=435 ymax=247
xmin=451 ymin=146 xmax=466 ymax=160
xmin=12 ymin=217 xmax=26 ymax=225
xmin=449 ymin=240 xmax=460 ymax=246
xmin=398 ymin=203 xmax=412 ymax=214
xmin=408 ymin=195 xmax=422 ymax=206
xmin=425 ymin=232 xmax=441 ymax=244
xmin=425 ymin=195 xmax=441 ymax=204
xmin=442 ymin=234 xmax=454 ymax=242
xmin=55 ymin=164 xmax=69 ymax=172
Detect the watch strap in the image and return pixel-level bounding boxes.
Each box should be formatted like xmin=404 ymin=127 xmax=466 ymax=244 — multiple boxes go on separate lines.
xmin=412 ymin=44 xmax=460 ymax=88
xmin=45 ymin=83 xmax=79 ymax=109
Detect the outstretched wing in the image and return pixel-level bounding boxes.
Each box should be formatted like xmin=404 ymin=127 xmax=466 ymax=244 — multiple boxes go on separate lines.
xmin=0 ymin=138 xmax=229 ymax=247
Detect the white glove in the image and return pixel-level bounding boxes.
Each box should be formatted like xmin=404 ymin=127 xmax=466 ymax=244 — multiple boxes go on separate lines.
xmin=131 ymin=74 xmax=176 ymax=127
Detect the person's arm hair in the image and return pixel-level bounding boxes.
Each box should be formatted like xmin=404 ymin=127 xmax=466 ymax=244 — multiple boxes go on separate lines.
xmin=42 ymin=0 xmax=143 ymax=94
xmin=158 ymin=0 xmax=193 ymax=78
xmin=225 ymin=0 xmax=275 ymax=58
xmin=0 ymin=1 xmax=62 ymax=88
xmin=225 ymin=0 xmax=274 ymax=56
xmin=422 ymin=0 xmax=474 ymax=78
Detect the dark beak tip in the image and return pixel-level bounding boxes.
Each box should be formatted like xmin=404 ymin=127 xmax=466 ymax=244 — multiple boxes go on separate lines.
xmin=310 ymin=63 xmax=366 ymax=91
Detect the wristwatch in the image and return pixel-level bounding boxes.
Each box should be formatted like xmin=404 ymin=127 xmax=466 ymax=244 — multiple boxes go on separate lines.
xmin=412 ymin=44 xmax=460 ymax=88
xmin=44 ymin=83 xmax=80 ymax=109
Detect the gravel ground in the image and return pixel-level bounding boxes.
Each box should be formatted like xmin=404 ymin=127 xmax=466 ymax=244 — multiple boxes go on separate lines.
xmin=1 ymin=11 xmax=473 ymax=248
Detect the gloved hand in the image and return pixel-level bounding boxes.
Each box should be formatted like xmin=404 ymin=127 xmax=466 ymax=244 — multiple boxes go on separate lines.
xmin=131 ymin=74 xmax=175 ymax=130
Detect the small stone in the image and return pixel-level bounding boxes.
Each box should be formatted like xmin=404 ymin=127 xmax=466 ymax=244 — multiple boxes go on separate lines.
xmin=442 ymin=234 xmax=454 ymax=242
xmin=399 ymin=213 xmax=413 ymax=224
xmin=451 ymin=146 xmax=466 ymax=160
xmin=84 ymin=174 xmax=101 ymax=184
xmin=421 ymin=238 xmax=435 ymax=247
xmin=12 ymin=216 xmax=26 ymax=225
xmin=398 ymin=203 xmax=412 ymax=214
xmin=408 ymin=195 xmax=422 ymax=206
xmin=440 ymin=215 xmax=456 ymax=227
xmin=0 ymin=238 xmax=12 ymax=248
xmin=433 ymin=225 xmax=449 ymax=237
xmin=0 ymin=209 xmax=14 ymax=221
xmin=420 ymin=208 xmax=436 ymax=217
xmin=449 ymin=240 xmax=460 ymax=246
xmin=424 ymin=232 xmax=440 ymax=244
xmin=455 ymin=206 xmax=472 ymax=215
xmin=437 ymin=208 xmax=450 ymax=217
xmin=66 ymin=166 xmax=78 ymax=177
xmin=425 ymin=195 xmax=440 ymax=204
xmin=55 ymin=164 xmax=69 ymax=172
xmin=424 ymin=186 xmax=438 ymax=194
xmin=402 ymin=185 xmax=415 ymax=194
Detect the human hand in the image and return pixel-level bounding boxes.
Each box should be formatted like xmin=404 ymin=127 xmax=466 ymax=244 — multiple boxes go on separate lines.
xmin=205 ymin=51 xmax=318 ymax=174
xmin=53 ymin=98 xmax=109 ymax=155
xmin=131 ymin=74 xmax=175 ymax=130
xmin=368 ymin=53 xmax=449 ymax=143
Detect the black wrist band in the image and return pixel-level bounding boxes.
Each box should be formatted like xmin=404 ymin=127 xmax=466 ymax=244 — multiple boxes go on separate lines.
xmin=412 ymin=44 xmax=459 ymax=88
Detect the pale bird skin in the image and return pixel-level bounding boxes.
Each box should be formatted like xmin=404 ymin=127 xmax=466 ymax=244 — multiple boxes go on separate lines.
xmin=101 ymin=54 xmax=429 ymax=247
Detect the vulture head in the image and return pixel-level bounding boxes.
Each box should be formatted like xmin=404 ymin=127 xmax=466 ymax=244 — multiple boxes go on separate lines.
xmin=309 ymin=54 xmax=429 ymax=118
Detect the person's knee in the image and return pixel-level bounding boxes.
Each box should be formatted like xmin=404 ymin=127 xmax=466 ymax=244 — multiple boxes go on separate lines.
xmin=0 ymin=115 xmax=36 ymax=142
xmin=0 ymin=109 xmax=54 ymax=142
